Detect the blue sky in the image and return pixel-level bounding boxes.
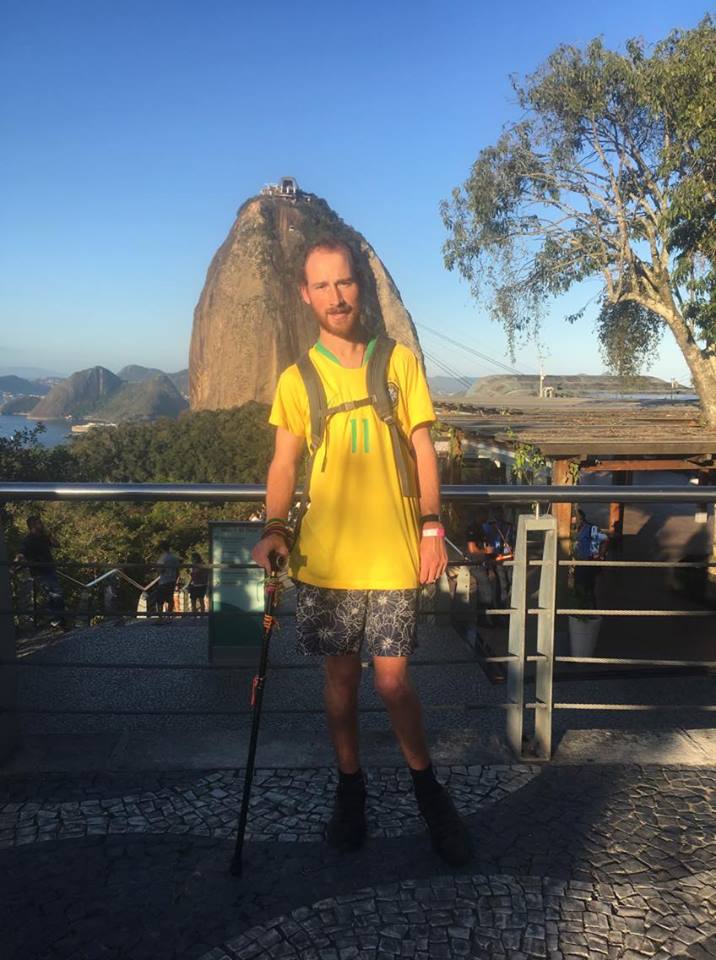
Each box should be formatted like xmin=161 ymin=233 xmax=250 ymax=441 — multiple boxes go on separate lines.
xmin=1 ymin=0 xmax=709 ymax=384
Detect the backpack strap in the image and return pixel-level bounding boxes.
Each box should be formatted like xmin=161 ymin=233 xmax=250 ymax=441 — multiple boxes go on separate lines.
xmin=293 ymin=354 xmax=327 ymax=538
xmin=365 ymin=335 xmax=415 ymax=498
xmin=296 ymin=353 xmax=327 ymax=455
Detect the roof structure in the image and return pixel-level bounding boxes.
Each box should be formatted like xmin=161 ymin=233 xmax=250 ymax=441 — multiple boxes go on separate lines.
xmin=438 ymin=399 xmax=716 ymax=461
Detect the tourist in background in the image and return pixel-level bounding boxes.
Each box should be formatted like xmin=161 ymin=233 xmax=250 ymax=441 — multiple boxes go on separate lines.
xmin=188 ymin=551 xmax=209 ymax=615
xmin=573 ymin=509 xmax=608 ymax=607
xmin=15 ymin=516 xmax=66 ymax=629
xmin=154 ymin=541 xmax=181 ymax=621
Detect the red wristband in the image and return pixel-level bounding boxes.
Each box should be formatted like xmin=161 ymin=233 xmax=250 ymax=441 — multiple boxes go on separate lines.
xmin=421 ymin=526 xmax=445 ymax=539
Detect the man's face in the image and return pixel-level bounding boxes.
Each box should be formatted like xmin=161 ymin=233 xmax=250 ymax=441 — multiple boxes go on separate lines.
xmin=300 ymin=247 xmax=361 ymax=337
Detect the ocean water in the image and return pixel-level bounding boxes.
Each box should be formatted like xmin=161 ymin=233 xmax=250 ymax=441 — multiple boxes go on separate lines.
xmin=0 ymin=415 xmax=72 ymax=447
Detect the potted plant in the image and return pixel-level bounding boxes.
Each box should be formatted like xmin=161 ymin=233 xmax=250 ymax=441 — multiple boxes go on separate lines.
xmin=567 ymin=580 xmax=602 ymax=657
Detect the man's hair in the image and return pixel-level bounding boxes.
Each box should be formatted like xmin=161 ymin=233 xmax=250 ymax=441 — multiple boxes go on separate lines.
xmin=158 ymin=540 xmax=170 ymax=551
xmin=301 ymin=239 xmax=356 ymax=284
xmin=27 ymin=515 xmax=41 ymax=529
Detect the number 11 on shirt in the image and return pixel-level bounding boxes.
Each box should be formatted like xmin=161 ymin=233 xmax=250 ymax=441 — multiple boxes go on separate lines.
xmin=350 ymin=418 xmax=371 ymax=454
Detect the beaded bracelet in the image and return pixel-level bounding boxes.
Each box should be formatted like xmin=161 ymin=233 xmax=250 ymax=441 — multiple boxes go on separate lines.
xmin=261 ymin=518 xmax=294 ymax=547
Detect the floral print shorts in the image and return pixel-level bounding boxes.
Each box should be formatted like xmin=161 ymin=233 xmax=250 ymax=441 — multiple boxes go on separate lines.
xmin=294 ymin=582 xmax=419 ymax=657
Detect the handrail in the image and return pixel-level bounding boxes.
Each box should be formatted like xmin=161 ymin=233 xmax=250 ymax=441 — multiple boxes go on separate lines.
xmin=1 ymin=481 xmax=716 ymax=503
xmin=57 ymin=568 xmax=159 ymax=593
xmin=3 ymin=483 xmax=715 ymax=762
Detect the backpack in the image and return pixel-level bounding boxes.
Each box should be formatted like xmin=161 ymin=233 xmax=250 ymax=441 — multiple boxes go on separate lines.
xmin=293 ymin=335 xmax=416 ymax=532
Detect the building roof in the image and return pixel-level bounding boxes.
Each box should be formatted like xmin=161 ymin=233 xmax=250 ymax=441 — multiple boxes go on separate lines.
xmin=438 ymin=399 xmax=716 ymax=459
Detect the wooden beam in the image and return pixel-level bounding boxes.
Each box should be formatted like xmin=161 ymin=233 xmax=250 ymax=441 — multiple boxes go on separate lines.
xmin=581 ymin=459 xmax=711 ymax=473
xmin=551 ymin=458 xmax=573 ymax=561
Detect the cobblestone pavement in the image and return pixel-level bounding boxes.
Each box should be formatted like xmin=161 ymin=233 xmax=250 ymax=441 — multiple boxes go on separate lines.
xmin=1 ymin=763 xmax=714 ymax=959
xmin=0 ymin=766 xmax=536 ymax=847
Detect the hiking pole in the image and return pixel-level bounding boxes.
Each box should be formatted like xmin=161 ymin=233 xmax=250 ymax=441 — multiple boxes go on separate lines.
xmin=230 ymin=556 xmax=283 ymax=877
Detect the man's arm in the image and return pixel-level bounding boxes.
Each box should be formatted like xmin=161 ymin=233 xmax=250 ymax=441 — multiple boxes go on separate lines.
xmin=251 ymin=427 xmax=304 ymax=574
xmin=411 ymin=424 xmax=448 ymax=584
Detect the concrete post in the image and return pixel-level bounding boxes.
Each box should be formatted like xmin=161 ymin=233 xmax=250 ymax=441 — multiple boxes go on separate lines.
xmin=0 ymin=528 xmax=18 ymax=764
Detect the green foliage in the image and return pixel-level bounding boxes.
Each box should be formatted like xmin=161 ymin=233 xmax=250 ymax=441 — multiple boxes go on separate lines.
xmin=2 ymin=405 xmax=275 ymax=572
xmin=71 ymin=403 xmax=273 ymax=483
xmin=441 ymin=17 xmax=716 ymax=384
xmin=0 ymin=424 xmax=77 ymax=483
xmin=505 ymin=428 xmax=546 ymax=484
xmin=595 ymin=300 xmax=663 ymax=377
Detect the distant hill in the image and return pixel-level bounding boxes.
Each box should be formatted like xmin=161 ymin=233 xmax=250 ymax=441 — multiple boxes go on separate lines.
xmin=0 ymin=395 xmax=42 ymax=414
xmin=117 ymin=365 xmax=189 ymax=397
xmin=26 ymin=366 xmax=189 ymax=422
xmin=93 ymin=375 xmax=189 ymax=421
xmin=0 ymin=375 xmax=50 ymax=396
xmin=168 ymin=369 xmax=189 ymax=396
xmin=29 ymin=367 xmax=122 ymax=419
xmin=466 ymin=374 xmax=690 ymax=399
xmin=0 ymin=366 xmax=65 ymax=379
xmin=428 ymin=375 xmax=476 ymax=396
xmin=116 ymin=364 xmax=164 ymax=382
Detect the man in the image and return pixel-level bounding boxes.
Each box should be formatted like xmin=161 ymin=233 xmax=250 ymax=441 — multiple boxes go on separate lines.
xmin=483 ymin=509 xmax=515 ymax=607
xmin=573 ymin=509 xmax=608 ymax=607
xmin=153 ymin=541 xmax=180 ymax=621
xmin=252 ymin=240 xmax=472 ymax=866
xmin=16 ymin=516 xmax=66 ymax=629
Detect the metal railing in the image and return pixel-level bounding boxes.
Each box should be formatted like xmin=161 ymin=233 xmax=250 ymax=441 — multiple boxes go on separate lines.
xmin=1 ymin=481 xmax=715 ymax=762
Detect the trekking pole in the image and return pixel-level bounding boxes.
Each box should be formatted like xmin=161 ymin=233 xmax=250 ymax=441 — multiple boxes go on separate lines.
xmin=230 ymin=556 xmax=283 ymax=877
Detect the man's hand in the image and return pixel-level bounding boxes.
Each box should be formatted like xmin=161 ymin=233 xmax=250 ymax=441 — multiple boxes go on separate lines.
xmin=252 ymin=533 xmax=290 ymax=575
xmin=419 ymin=532 xmax=448 ymax=585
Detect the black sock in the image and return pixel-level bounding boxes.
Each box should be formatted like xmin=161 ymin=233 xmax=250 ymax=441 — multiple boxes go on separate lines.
xmin=410 ymin=762 xmax=441 ymax=800
xmin=338 ymin=768 xmax=365 ymax=792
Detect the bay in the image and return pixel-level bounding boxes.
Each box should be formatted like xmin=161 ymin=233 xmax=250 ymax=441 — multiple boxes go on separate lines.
xmin=0 ymin=415 xmax=72 ymax=447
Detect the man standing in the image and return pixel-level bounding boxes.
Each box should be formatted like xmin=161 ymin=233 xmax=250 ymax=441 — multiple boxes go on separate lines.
xmin=573 ymin=509 xmax=608 ymax=607
xmin=17 ymin=516 xmax=66 ymax=629
xmin=252 ymin=240 xmax=472 ymax=866
xmin=154 ymin=541 xmax=180 ymax=621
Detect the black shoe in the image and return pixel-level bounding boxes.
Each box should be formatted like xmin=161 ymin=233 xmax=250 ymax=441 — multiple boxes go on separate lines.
xmin=418 ymin=786 xmax=473 ymax=867
xmin=326 ymin=781 xmax=367 ymax=852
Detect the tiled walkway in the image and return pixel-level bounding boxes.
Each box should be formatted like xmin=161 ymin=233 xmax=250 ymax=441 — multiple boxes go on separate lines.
xmin=1 ymin=763 xmax=714 ymax=960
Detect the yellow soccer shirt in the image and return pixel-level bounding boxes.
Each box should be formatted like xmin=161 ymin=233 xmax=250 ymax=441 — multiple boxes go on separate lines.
xmin=269 ymin=339 xmax=436 ymax=590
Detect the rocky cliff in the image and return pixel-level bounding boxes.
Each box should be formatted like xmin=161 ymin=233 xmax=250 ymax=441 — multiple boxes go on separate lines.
xmin=30 ymin=367 xmax=122 ymax=419
xmin=94 ymin=374 xmax=188 ymax=420
xmin=189 ymin=189 xmax=422 ymax=410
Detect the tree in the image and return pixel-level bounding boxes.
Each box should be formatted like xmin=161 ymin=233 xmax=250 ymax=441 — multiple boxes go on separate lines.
xmin=595 ymin=300 xmax=663 ymax=378
xmin=441 ymin=17 xmax=716 ymax=423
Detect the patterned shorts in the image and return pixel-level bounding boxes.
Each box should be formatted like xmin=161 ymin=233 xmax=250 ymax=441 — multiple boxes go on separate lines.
xmin=294 ymin=582 xmax=419 ymax=657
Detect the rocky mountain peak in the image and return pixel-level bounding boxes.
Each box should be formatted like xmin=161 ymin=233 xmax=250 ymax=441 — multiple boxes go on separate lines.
xmin=189 ymin=187 xmax=422 ymax=410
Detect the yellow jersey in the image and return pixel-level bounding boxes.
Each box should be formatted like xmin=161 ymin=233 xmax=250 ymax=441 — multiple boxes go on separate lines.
xmin=269 ymin=339 xmax=436 ymax=589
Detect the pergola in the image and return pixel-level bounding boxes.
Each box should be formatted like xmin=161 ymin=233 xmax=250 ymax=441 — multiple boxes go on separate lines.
xmin=439 ymin=400 xmax=716 ymax=558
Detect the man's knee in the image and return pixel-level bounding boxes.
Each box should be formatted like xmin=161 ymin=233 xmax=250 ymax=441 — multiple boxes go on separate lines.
xmin=373 ymin=669 xmax=412 ymax=704
xmin=324 ymin=655 xmax=362 ymax=693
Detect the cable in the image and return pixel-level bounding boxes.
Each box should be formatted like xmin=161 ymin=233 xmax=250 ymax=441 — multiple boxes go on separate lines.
xmin=422 ymin=350 xmax=474 ymax=392
xmin=417 ymin=322 xmax=532 ymax=376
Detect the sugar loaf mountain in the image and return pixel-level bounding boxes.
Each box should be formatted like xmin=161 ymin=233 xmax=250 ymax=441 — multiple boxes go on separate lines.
xmin=189 ymin=178 xmax=421 ymax=409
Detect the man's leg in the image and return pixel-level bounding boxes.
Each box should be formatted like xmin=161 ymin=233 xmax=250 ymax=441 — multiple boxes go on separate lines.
xmin=323 ymin=653 xmax=366 ymax=850
xmin=324 ymin=654 xmax=363 ymax=773
xmin=367 ymin=590 xmax=473 ymax=867
xmin=294 ymin=583 xmax=369 ymax=852
xmin=372 ymin=656 xmax=430 ymax=769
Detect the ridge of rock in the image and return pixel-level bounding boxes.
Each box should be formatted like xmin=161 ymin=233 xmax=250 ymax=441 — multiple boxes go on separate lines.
xmin=93 ymin=374 xmax=189 ymax=421
xmin=189 ymin=190 xmax=422 ymax=410
xmin=29 ymin=367 xmax=122 ymax=419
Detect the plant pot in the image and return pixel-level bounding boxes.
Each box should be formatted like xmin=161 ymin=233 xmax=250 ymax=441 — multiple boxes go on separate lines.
xmin=568 ymin=616 xmax=602 ymax=657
